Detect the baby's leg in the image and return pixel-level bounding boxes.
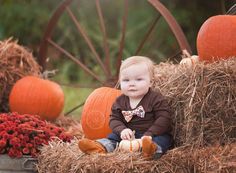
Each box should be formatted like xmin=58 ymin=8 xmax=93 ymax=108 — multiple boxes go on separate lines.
xmin=152 ymin=133 xmax=172 ymax=153
xmin=141 ymin=134 xmax=172 ymax=159
xmin=78 ymin=138 xmax=107 ymax=154
xmin=97 ymin=133 xmax=121 ymax=152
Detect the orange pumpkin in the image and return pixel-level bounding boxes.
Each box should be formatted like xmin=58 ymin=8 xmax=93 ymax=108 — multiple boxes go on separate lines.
xmin=9 ymin=76 xmax=64 ymax=120
xmin=197 ymin=15 xmax=236 ymax=62
xmin=81 ymin=87 xmax=121 ymax=139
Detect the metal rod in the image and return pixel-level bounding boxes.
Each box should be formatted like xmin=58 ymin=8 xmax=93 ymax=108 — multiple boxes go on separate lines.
xmin=65 ymin=101 xmax=85 ymax=116
xmin=38 ymin=0 xmax=73 ymax=70
xmin=95 ymin=0 xmax=111 ymax=76
xmin=66 ymin=7 xmax=109 ymax=77
xmin=148 ymin=0 xmax=192 ymax=54
xmin=48 ymin=38 xmax=104 ymax=84
xmin=135 ymin=14 xmax=161 ymax=55
xmin=116 ymin=0 xmax=128 ymax=77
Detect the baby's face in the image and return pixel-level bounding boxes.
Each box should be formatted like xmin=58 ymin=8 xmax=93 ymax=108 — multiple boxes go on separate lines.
xmin=120 ymin=62 xmax=151 ymax=100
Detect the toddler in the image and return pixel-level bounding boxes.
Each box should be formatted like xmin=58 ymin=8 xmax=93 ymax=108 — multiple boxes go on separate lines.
xmin=78 ymin=56 xmax=173 ymax=159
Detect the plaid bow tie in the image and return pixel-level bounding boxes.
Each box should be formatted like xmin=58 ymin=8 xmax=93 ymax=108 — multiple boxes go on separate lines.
xmin=122 ymin=105 xmax=145 ymax=122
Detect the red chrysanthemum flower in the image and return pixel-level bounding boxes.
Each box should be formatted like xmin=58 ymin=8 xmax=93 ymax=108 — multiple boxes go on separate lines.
xmin=0 ymin=139 xmax=6 ymax=148
xmin=0 ymin=112 xmax=72 ymax=158
xmin=22 ymin=147 xmax=30 ymax=155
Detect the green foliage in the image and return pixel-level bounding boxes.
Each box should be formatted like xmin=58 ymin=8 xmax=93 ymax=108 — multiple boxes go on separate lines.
xmin=45 ymin=0 xmax=182 ymax=88
xmin=1 ymin=0 xmax=235 ymax=117
xmin=0 ymin=0 xmax=57 ymax=47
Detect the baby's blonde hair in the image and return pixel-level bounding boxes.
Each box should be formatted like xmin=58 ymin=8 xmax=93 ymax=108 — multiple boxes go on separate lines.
xmin=119 ymin=56 xmax=155 ymax=82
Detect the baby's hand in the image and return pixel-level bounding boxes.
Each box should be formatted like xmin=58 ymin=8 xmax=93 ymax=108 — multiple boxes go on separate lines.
xmin=120 ymin=128 xmax=133 ymax=140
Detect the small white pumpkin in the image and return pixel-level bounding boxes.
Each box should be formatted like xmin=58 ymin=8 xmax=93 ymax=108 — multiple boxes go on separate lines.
xmin=180 ymin=55 xmax=199 ymax=68
xmin=118 ymin=139 xmax=142 ymax=152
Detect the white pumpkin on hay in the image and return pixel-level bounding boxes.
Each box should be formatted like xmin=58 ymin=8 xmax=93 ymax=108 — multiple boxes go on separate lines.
xmin=179 ymin=55 xmax=199 ymax=68
xmin=179 ymin=49 xmax=199 ymax=68
xmin=118 ymin=138 xmax=142 ymax=152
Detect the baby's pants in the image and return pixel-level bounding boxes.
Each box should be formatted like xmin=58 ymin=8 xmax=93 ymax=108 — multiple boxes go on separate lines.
xmin=97 ymin=132 xmax=172 ymax=154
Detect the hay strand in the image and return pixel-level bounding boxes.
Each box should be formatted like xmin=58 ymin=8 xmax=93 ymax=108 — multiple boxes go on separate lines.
xmin=0 ymin=38 xmax=41 ymax=112
xmin=37 ymin=58 xmax=236 ymax=172
xmin=54 ymin=116 xmax=84 ymax=139
xmin=37 ymin=139 xmax=236 ymax=173
xmin=153 ymin=58 xmax=236 ymax=147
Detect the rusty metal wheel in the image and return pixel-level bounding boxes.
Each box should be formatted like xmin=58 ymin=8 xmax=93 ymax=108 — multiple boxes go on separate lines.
xmin=38 ymin=0 xmax=191 ymax=114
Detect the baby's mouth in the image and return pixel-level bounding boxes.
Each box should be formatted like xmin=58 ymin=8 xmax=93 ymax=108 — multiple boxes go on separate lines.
xmin=128 ymin=89 xmax=137 ymax=92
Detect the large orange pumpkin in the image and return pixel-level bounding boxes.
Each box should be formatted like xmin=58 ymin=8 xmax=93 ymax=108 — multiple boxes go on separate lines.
xmin=9 ymin=76 xmax=64 ymax=120
xmin=197 ymin=15 xmax=236 ymax=62
xmin=81 ymin=87 xmax=122 ymax=139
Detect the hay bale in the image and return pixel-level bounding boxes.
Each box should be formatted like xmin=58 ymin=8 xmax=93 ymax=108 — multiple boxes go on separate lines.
xmin=37 ymin=58 xmax=236 ymax=173
xmin=0 ymin=38 xmax=41 ymax=112
xmin=54 ymin=116 xmax=84 ymax=139
xmin=153 ymin=58 xmax=236 ymax=147
xmin=37 ymin=139 xmax=236 ymax=173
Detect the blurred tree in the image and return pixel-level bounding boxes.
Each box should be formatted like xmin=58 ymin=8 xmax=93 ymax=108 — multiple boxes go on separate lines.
xmin=0 ymin=0 xmax=235 ymax=81
xmin=161 ymin=0 xmax=236 ymax=54
xmin=1 ymin=0 xmax=235 ymax=115
xmin=0 ymin=0 xmax=58 ymax=53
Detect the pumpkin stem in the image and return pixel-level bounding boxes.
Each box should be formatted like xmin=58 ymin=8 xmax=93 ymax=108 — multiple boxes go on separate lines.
xmin=41 ymin=70 xmax=58 ymax=79
xmin=182 ymin=49 xmax=192 ymax=59
xmin=131 ymin=130 xmax=135 ymax=140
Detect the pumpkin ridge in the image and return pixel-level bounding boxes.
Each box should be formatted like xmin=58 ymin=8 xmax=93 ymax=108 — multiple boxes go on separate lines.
xmin=22 ymin=76 xmax=35 ymax=114
xmin=81 ymin=87 xmax=121 ymax=139
xmin=47 ymin=82 xmax=64 ymax=119
xmin=136 ymin=139 xmax=141 ymax=152
xmin=130 ymin=141 xmax=132 ymax=151
xmin=40 ymin=81 xmax=51 ymax=119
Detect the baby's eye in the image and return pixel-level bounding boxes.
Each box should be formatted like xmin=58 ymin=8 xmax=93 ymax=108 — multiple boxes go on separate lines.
xmin=136 ymin=78 xmax=143 ymax=81
xmin=122 ymin=79 xmax=129 ymax=82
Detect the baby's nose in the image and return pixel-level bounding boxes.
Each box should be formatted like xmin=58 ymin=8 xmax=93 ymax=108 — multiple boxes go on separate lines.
xmin=129 ymin=80 xmax=135 ymax=86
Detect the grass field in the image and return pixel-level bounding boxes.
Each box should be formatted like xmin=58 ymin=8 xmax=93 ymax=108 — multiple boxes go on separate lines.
xmin=62 ymin=86 xmax=94 ymax=120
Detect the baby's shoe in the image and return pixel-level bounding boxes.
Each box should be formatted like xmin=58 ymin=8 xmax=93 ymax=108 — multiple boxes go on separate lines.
xmin=78 ymin=138 xmax=106 ymax=154
xmin=141 ymin=136 xmax=157 ymax=158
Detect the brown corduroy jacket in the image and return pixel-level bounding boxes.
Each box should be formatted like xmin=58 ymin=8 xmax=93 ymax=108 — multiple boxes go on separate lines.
xmin=109 ymin=88 xmax=172 ymax=136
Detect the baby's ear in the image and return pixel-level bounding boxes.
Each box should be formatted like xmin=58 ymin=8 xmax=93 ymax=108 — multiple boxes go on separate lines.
xmin=115 ymin=81 xmax=120 ymax=89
